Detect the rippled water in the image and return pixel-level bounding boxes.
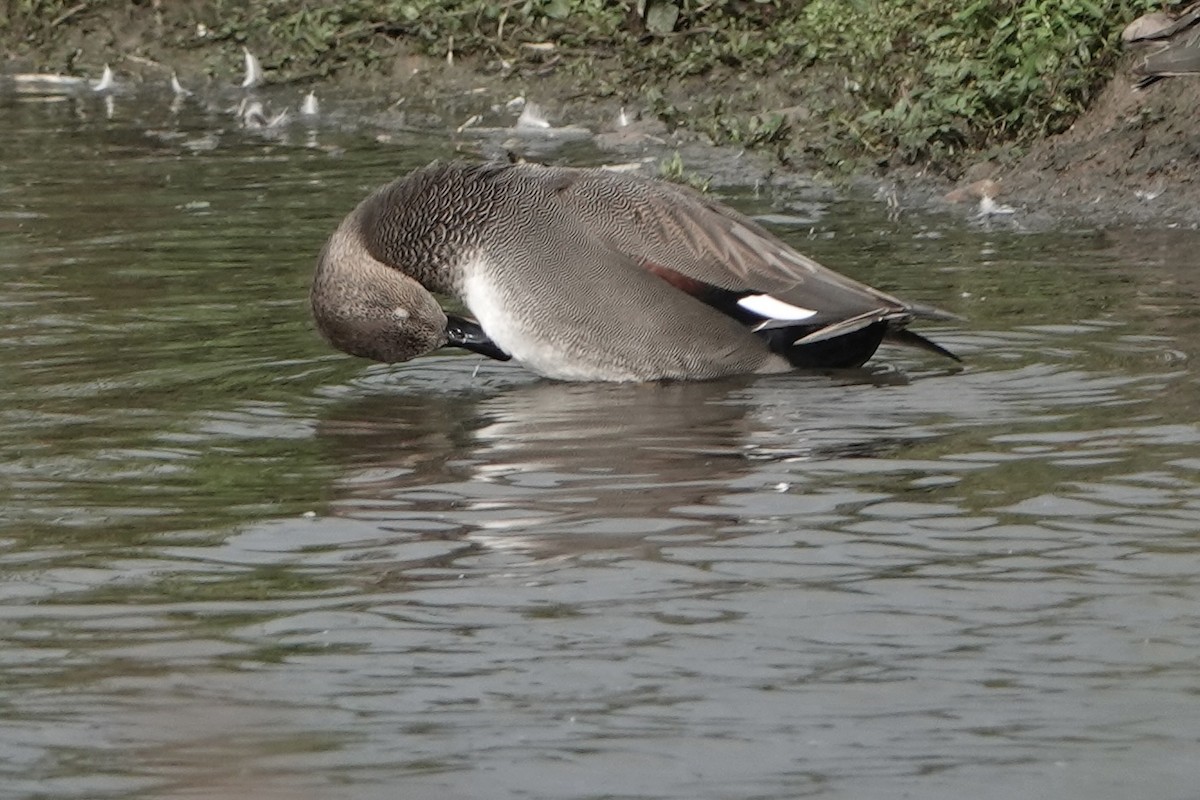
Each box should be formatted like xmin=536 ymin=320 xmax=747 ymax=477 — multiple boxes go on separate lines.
xmin=2 ymin=82 xmax=1199 ymax=800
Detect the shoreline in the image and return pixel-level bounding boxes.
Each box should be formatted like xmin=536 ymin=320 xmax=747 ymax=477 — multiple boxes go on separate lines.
xmin=4 ymin=1 xmax=1197 ymax=228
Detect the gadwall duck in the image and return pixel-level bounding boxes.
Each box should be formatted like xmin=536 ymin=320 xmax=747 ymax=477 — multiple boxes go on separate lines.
xmin=311 ymin=162 xmax=959 ymax=382
xmin=1126 ymin=2 xmax=1200 ymax=87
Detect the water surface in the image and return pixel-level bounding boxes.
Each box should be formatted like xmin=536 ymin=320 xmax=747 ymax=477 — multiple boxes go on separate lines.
xmin=2 ymin=83 xmax=1199 ymax=800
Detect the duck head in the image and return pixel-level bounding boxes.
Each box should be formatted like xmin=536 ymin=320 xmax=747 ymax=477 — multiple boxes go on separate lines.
xmin=310 ymin=223 xmax=448 ymax=363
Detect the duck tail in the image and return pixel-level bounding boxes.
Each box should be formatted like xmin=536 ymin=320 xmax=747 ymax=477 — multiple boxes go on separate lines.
xmin=759 ymin=321 xmax=886 ymax=369
xmin=883 ymin=326 xmax=961 ymax=362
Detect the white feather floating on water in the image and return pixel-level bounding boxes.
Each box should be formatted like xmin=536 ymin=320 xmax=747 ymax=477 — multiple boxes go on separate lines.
xmin=170 ymin=72 xmax=191 ymax=96
xmin=240 ymin=99 xmax=266 ymax=127
xmin=240 ymin=99 xmax=287 ymax=129
xmin=977 ymin=196 xmax=1016 ymax=217
xmin=93 ymin=64 xmax=115 ymax=92
xmin=516 ymin=103 xmax=551 ymax=130
xmin=240 ymin=101 xmax=290 ymax=129
xmin=241 ymin=48 xmax=263 ymax=88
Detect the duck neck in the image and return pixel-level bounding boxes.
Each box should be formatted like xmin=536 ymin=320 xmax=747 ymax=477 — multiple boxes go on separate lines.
xmin=354 ymin=166 xmax=486 ymax=296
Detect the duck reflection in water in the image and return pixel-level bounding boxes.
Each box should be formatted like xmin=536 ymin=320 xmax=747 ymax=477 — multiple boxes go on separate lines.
xmin=313 ymin=368 xmax=928 ymax=564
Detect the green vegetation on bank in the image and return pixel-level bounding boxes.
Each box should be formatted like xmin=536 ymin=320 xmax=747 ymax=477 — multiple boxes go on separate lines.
xmin=3 ymin=0 xmax=1164 ymax=172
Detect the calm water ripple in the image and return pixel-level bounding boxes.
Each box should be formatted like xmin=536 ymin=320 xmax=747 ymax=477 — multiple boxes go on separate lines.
xmin=1 ymin=83 xmax=1199 ymax=800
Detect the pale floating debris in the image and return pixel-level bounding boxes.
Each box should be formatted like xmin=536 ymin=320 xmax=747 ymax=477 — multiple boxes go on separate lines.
xmin=196 ymin=22 xmax=209 ymax=38
xmin=459 ymin=103 xmax=591 ymax=144
xmin=977 ymin=196 xmax=1016 ymax=216
xmin=170 ymin=72 xmax=191 ymax=96
xmin=182 ymin=134 xmax=219 ymax=153
xmin=11 ymin=73 xmax=84 ymax=95
xmin=885 ymin=188 xmax=901 ymax=219
xmin=593 ymin=110 xmax=667 ymax=149
xmin=240 ymin=100 xmax=288 ymax=129
xmin=12 ymin=73 xmax=84 ymax=87
xmin=15 ymin=95 xmax=67 ymax=105
xmin=125 ymin=53 xmax=162 ymax=70
xmin=240 ymin=100 xmax=265 ymax=126
xmin=504 ymin=95 xmax=526 ymax=111
xmin=180 ymin=200 xmax=211 ymax=211
xmin=599 ymin=161 xmax=646 ymax=173
xmin=516 ymin=103 xmax=551 ymax=130
xmin=521 ymin=42 xmax=556 ymax=52
xmin=1135 ymin=187 xmax=1164 ymax=201
xmin=241 ymin=47 xmax=263 ymax=88
xmin=93 ymin=64 xmax=115 ymax=92
xmin=300 ymin=90 xmax=319 ymax=116
xmin=513 ymin=120 xmax=593 ymax=141
xmin=773 ymin=482 xmax=790 ymax=493
xmin=945 ymin=178 xmax=1001 ymax=204
xmin=753 ymin=213 xmax=817 ymax=227
xmin=302 ymin=510 xmax=317 ymax=519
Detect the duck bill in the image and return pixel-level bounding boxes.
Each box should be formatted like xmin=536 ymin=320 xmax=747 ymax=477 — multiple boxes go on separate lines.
xmin=445 ymin=315 xmax=511 ymax=361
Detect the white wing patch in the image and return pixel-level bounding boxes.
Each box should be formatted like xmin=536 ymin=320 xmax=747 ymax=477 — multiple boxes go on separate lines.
xmin=737 ymin=294 xmax=817 ymax=321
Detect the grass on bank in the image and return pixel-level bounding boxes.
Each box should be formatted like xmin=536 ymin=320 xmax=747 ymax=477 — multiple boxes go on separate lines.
xmin=3 ymin=0 xmax=1166 ymax=172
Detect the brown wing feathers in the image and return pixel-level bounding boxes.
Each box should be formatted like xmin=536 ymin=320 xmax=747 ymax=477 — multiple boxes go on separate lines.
xmin=541 ymin=166 xmax=957 ymax=363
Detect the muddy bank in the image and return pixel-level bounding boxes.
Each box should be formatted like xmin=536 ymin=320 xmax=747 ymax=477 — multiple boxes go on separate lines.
xmin=811 ymin=59 xmax=1200 ymax=229
xmin=990 ymin=73 xmax=1200 ymax=227
xmin=3 ymin=2 xmax=1198 ymax=228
